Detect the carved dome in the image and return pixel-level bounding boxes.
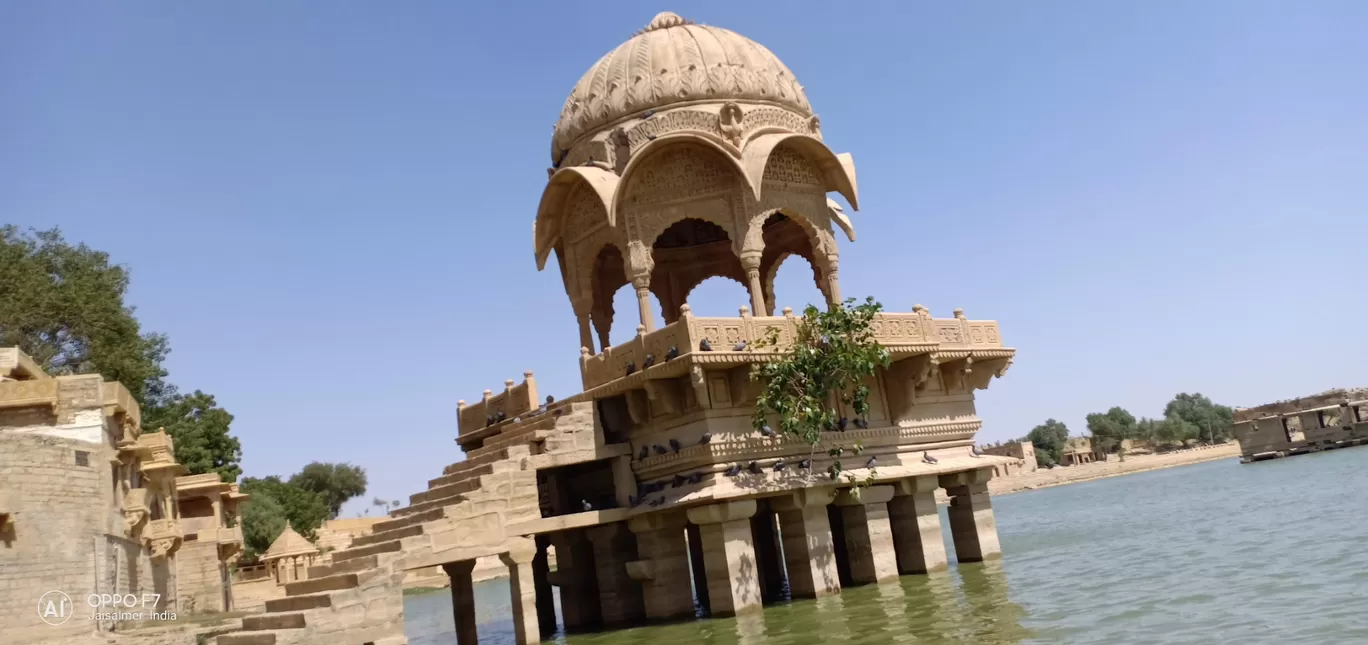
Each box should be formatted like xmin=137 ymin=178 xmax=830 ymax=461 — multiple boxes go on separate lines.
xmin=551 ymin=12 xmax=812 ymax=161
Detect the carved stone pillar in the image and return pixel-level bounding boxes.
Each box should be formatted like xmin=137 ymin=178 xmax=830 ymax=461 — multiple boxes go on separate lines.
xmin=740 ymin=250 xmax=766 ymax=315
xmin=442 ymin=560 xmax=479 ymax=645
xmin=628 ymin=513 xmax=695 ymax=621
xmin=571 ymin=295 xmax=595 ymax=354
xmin=632 ymin=276 xmax=656 ymax=332
xmin=825 ymin=255 xmax=842 ymax=306
xmin=533 ymin=536 xmax=556 ymax=637
xmin=549 ymin=530 xmax=601 ymax=630
xmin=833 ymin=486 xmax=899 ymax=585
xmin=686 ymin=500 xmax=761 ymax=616
xmin=772 ymin=487 xmax=840 ymax=598
xmin=888 ymin=475 xmax=948 ymax=574
xmin=586 ymin=522 xmax=646 ymax=625
xmin=940 ymin=469 xmax=1001 ymax=562
xmin=501 ymin=539 xmax=542 ymax=645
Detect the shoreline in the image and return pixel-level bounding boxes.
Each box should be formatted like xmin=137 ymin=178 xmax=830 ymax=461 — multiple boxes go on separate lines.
xmin=985 ymin=443 xmax=1242 ymax=498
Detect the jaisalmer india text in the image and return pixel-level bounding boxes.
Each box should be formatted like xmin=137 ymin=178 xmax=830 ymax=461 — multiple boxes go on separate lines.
xmin=2 ymin=4 xmax=1364 ymax=645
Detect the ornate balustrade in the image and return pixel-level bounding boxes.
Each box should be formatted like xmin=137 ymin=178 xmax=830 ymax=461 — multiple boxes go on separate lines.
xmin=457 ymin=372 xmax=541 ymax=440
xmin=0 ymin=379 xmax=59 ymax=410
xmin=579 ymin=304 xmax=1006 ymax=391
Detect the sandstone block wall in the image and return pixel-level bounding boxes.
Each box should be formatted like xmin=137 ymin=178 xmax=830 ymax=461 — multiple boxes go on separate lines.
xmin=177 ymin=539 xmax=228 ymax=613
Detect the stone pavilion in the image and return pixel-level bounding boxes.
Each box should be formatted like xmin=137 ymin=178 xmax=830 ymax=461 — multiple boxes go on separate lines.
xmin=213 ymin=12 xmax=1017 ymax=645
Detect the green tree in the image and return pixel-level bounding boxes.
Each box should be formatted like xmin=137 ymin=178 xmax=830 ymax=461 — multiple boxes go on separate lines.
xmin=1163 ymin=392 xmax=1234 ymax=443
xmin=143 ymin=391 xmax=242 ymax=482
xmin=240 ymin=476 xmax=329 ymax=550
xmin=1025 ymin=419 xmax=1070 ymax=466
xmin=751 ymin=297 xmax=891 ymax=489
xmin=1085 ymin=406 xmax=1137 ymax=453
xmin=289 ymin=462 xmax=369 ymax=519
xmin=238 ymin=489 xmax=287 ymax=559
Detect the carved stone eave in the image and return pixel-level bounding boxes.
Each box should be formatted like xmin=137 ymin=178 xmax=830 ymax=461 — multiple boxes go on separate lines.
xmin=612 ymin=132 xmax=758 ymax=221
xmin=535 ymin=166 xmax=620 ymax=270
xmin=741 ymin=133 xmax=859 ymax=210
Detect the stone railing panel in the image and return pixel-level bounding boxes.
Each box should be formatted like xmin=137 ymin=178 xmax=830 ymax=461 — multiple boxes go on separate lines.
xmin=0 ymin=379 xmax=59 ymax=410
xmin=458 ymin=373 xmax=540 ymax=437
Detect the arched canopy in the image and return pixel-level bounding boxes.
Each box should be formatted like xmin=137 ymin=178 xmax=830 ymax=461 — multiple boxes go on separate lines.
xmin=742 ymin=133 xmax=860 ymax=211
xmin=533 ymin=166 xmax=618 ymax=270
xmin=612 ymin=132 xmax=757 ymax=217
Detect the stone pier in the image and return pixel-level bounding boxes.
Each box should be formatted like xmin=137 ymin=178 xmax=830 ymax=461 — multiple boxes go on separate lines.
xmin=940 ymin=469 xmax=1002 ymax=562
xmin=627 ymin=513 xmax=696 ymax=621
xmin=501 ymin=539 xmax=541 ymax=645
xmin=888 ymin=475 xmax=948 ymax=574
xmin=532 ymin=536 xmax=557 ymax=637
xmin=772 ymin=487 xmax=841 ymax=598
xmin=834 ymin=486 xmax=900 ymax=585
xmin=749 ymin=501 xmax=787 ymax=604
xmin=686 ymin=500 xmax=762 ymax=616
xmin=586 ymin=522 xmax=646 ymax=625
xmin=442 ymin=561 xmax=479 ymax=645
xmin=548 ymin=529 xmax=601 ymax=630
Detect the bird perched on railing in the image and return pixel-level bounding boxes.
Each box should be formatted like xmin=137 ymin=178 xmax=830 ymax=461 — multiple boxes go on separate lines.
xmin=687 ymin=471 xmax=703 ymax=485
xmin=838 ymin=417 xmax=849 ymax=431
xmin=799 ymin=459 xmax=811 ymax=470
xmin=698 ymin=433 xmax=713 ymax=445
xmin=759 ymin=424 xmax=775 ymax=438
xmin=625 ymin=361 xmax=636 ymax=376
xmin=653 ymin=444 xmax=669 ymax=455
xmin=724 ymin=464 xmax=743 ymax=477
xmin=748 ymin=461 xmax=763 ymax=475
xmin=773 ymin=460 xmax=787 ymax=471
xmin=669 ymin=438 xmax=681 ymax=453
xmin=672 ymin=474 xmax=687 ymax=488
xmin=854 ymin=418 xmax=870 ymax=430
xmin=665 ymin=345 xmax=679 ymax=361
xmin=922 ymin=451 xmax=939 ymax=465
xmin=642 ymin=354 xmax=656 ymax=369
xmin=732 ymin=340 xmax=747 ymax=352
xmin=496 ymin=411 xmax=506 ymax=422
xmin=867 ymin=456 xmax=878 ymax=468
xmin=699 ymin=338 xmax=713 ymax=352
xmin=638 ymin=446 xmax=649 ymax=460
xmin=581 ymin=499 xmax=593 ymax=512
xmin=971 ymin=445 xmax=984 ymax=458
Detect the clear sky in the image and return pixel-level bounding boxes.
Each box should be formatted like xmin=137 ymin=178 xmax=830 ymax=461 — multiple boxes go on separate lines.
xmin=3 ymin=2 xmax=1364 ymax=518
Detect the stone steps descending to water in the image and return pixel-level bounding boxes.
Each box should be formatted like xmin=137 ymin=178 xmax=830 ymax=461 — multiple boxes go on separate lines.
xmin=285 ymin=573 xmax=359 ymax=597
xmin=242 ymin=612 xmax=308 ymax=631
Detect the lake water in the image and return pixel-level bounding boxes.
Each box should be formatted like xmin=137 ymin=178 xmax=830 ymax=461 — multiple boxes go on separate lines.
xmin=405 ymin=448 xmax=1368 ymax=644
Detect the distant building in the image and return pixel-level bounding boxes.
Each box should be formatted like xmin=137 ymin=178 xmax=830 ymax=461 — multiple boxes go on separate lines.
xmin=981 ymin=441 xmax=1038 ymax=476
xmin=175 ymin=474 xmax=248 ymax=613
xmin=1233 ymin=389 xmax=1368 ymax=463
xmin=1060 ymin=437 xmax=1097 ymax=466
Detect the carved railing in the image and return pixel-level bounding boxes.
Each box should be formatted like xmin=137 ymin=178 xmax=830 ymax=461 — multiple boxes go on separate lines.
xmin=579 ymin=305 xmax=1005 ymax=390
xmin=457 ymin=372 xmax=541 ymax=438
xmin=0 ymin=379 xmax=59 ymax=410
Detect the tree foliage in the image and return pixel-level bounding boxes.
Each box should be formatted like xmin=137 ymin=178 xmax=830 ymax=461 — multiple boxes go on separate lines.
xmin=289 ymin=462 xmax=368 ymax=519
xmin=1025 ymin=419 xmax=1070 ymax=466
xmin=1163 ymin=393 xmax=1234 ymax=443
xmin=143 ymin=390 xmax=242 ymax=482
xmin=751 ymin=297 xmax=891 ymax=487
xmin=239 ymin=475 xmax=329 ymax=559
xmin=1085 ymin=406 xmax=1137 ymax=453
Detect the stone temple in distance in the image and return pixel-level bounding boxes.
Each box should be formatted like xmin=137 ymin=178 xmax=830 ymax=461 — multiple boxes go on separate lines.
xmin=7 ymin=11 xmax=1021 ymax=645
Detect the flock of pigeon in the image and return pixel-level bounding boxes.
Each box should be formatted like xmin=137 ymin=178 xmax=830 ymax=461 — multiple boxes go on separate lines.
xmin=623 ymin=338 xmax=751 ymax=377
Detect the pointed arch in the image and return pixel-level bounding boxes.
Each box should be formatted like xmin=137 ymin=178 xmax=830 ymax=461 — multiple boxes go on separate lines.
xmin=533 ymin=166 xmax=619 ymax=270
xmin=612 ymin=132 xmax=757 ymax=220
xmin=741 ymin=133 xmax=859 ymax=210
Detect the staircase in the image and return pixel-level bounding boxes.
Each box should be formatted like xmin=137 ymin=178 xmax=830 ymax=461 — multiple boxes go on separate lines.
xmin=216 ymin=402 xmax=591 ymax=645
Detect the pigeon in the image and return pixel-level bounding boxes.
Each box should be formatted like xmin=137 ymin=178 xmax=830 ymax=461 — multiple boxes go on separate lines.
xmin=687 ymin=471 xmax=703 ymax=485
xmin=970 ymin=445 xmax=984 ymax=458
xmin=672 ymin=474 xmax=687 ymax=488
xmin=653 ymin=444 xmax=669 ymax=456
xmin=732 ymin=340 xmax=748 ymax=352
xmin=854 ymin=418 xmax=870 ymax=430
xmin=748 ymin=461 xmax=763 ymax=475
xmin=486 ymin=415 xmax=495 ymax=427
xmin=699 ymin=338 xmax=713 ymax=352
xmin=866 ymin=456 xmax=878 ymax=468
xmin=646 ymin=133 xmax=657 ymax=141
xmin=773 ymin=460 xmax=787 ymax=471
xmin=546 ymin=395 xmax=555 ymax=405
xmin=665 ymin=345 xmax=679 ymax=361
xmin=513 ymin=417 xmax=521 ymax=424
xmin=699 ymin=433 xmax=713 ymax=445
xmin=642 ymin=109 xmax=655 ymax=119
xmin=923 ymin=451 xmax=939 ymax=465
xmin=625 ymin=361 xmax=636 ymax=376
xmin=838 ymin=417 xmax=849 ymax=431
xmin=581 ymin=499 xmax=593 ymax=512
xmin=724 ymin=464 xmax=743 ymax=477
xmin=497 ymin=410 xmax=507 ymax=422
xmin=759 ymin=424 xmax=775 ymax=438
xmin=799 ymin=459 xmax=811 ymax=470
xmin=643 ymin=354 xmax=656 ymax=369
xmin=638 ymin=446 xmax=649 ymax=460
xmin=669 ymin=438 xmax=681 ymax=453
xmin=649 ymin=496 xmax=666 ymax=507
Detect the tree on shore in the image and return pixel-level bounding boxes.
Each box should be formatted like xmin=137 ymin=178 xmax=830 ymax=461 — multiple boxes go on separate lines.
xmin=1163 ymin=393 xmax=1234 ymax=443
xmin=239 ymin=474 xmax=331 ymax=559
xmin=751 ymin=297 xmax=891 ymax=492
xmin=1025 ymin=419 xmax=1070 ymax=466
xmin=1085 ymin=406 xmax=1137 ymax=454
xmin=289 ymin=462 xmax=369 ymax=519
xmin=0 ymin=226 xmax=242 ymax=477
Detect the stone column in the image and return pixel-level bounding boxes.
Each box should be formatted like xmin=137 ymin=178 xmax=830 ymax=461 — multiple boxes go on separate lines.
xmin=940 ymin=469 xmax=1001 ymax=562
xmin=442 ymin=560 xmax=479 ymax=645
xmin=749 ymin=501 xmax=786 ymax=603
xmin=825 ymin=256 xmax=842 ymax=306
xmin=740 ymin=251 xmax=766 ymax=315
xmin=888 ymin=475 xmax=948 ymax=574
xmin=628 ymin=513 xmax=695 ymax=621
xmin=532 ymin=535 xmax=556 ymax=637
xmin=634 ymin=277 xmax=656 ymax=332
xmin=586 ymin=522 xmax=646 ymax=625
xmin=685 ymin=523 xmax=710 ymax=613
xmin=686 ymin=500 xmax=761 ymax=616
xmin=772 ymin=487 xmax=841 ymax=598
xmin=502 ymin=539 xmax=542 ymax=645
xmin=548 ymin=530 xmax=601 ymax=630
xmin=611 ymin=456 xmax=636 ymax=509
xmin=833 ymin=486 xmax=899 ymax=585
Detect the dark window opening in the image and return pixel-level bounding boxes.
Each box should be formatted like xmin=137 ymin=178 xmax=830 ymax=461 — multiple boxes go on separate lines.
xmin=74 ymin=451 xmax=90 ymax=467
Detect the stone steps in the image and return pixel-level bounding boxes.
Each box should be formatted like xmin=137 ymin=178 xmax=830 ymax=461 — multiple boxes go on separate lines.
xmin=285 ymin=573 xmax=359 ymax=597
xmin=439 ymin=449 xmax=507 ymax=478
xmin=330 ymin=538 xmax=403 ymax=564
xmin=425 ymin=463 xmax=495 ymax=491
xmin=307 ymin=554 xmax=379 ymax=580
xmin=467 ymin=427 xmax=541 ymax=458
xmin=242 ymin=612 xmax=308 ymax=631
xmin=265 ymin=592 xmax=333 ymax=613
xmin=217 ymin=631 xmax=286 ymax=645
xmin=349 ymin=522 xmax=425 ymax=548
xmin=408 ymin=476 xmax=482 ymax=507
xmin=393 ymin=492 xmax=473 ymax=518
xmin=370 ymin=507 xmax=446 ymax=534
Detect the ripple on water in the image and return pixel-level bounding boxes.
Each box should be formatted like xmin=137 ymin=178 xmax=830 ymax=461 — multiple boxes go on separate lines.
xmin=403 ymin=449 xmax=1368 ymax=645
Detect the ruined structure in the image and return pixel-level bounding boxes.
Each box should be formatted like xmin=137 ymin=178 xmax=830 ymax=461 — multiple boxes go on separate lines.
xmin=981 ymin=441 xmax=1038 ymax=477
xmin=1233 ymin=389 xmax=1368 ymax=462
xmin=0 ymin=347 xmax=185 ymax=642
xmin=176 ymin=473 xmax=249 ymax=613
xmin=215 ymin=12 xmax=1016 ymax=645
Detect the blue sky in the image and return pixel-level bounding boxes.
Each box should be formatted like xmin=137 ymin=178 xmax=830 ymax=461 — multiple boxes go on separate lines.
xmin=3 ymin=2 xmax=1364 ymax=518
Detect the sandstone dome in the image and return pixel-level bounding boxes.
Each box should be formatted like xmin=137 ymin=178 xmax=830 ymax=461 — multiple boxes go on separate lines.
xmin=551 ymin=11 xmax=812 ymax=162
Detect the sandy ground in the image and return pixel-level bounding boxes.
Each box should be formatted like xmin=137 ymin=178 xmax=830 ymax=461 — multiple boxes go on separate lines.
xmin=984 ymin=442 xmax=1242 ymax=498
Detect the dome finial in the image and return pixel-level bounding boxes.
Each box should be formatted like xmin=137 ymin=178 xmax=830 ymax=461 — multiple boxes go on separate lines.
xmin=643 ymin=11 xmax=691 ymax=33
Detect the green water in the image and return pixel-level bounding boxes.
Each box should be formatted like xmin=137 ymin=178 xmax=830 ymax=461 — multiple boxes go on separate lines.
xmin=405 ymin=449 xmax=1368 ymax=644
